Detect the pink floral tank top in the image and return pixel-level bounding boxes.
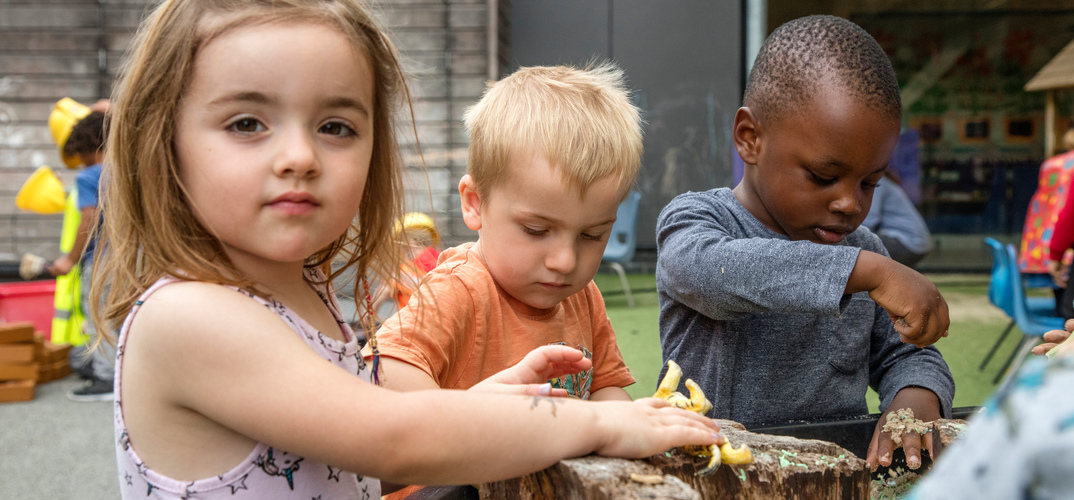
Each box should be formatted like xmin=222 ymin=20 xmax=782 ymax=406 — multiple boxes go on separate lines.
xmin=114 ymin=273 xmax=380 ymax=499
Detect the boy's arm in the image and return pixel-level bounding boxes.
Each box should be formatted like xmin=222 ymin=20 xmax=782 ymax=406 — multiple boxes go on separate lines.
xmin=656 ymin=193 xmax=860 ymax=321
xmin=585 ymin=283 xmax=635 ymax=399
xmin=868 ymin=300 xmax=954 ymax=419
xmin=866 ymin=293 xmax=953 ymax=471
xmin=848 ymin=250 xmax=949 ymax=347
xmin=376 ymin=358 xmax=440 ymax=392
xmin=590 ymin=387 xmax=632 ymax=401
xmin=48 ymin=205 xmax=96 ymax=276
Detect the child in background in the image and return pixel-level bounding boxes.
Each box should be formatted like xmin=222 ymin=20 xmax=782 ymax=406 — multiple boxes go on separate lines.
xmin=368 ymin=64 xmax=641 ymax=403
xmin=656 ymin=14 xmax=954 ymax=473
xmin=93 ymin=2 xmax=720 ymax=498
xmin=45 ymin=106 xmax=116 ymax=402
xmin=861 ymin=170 xmax=933 ymax=268
xmin=370 ymin=212 xmax=442 ymax=320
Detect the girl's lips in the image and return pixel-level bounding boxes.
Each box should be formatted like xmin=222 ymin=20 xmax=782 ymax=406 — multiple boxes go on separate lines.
xmin=267 ymin=192 xmax=319 ymax=215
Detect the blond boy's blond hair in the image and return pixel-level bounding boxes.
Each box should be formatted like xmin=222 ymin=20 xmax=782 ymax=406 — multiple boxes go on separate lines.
xmin=463 ymin=63 xmax=643 ymax=199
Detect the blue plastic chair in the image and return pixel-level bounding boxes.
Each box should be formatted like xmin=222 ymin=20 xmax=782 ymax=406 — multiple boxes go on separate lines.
xmin=982 ymin=241 xmax=1066 ymax=384
xmin=602 ymin=191 xmax=642 ymax=308
xmin=980 ymin=238 xmax=1061 ymax=374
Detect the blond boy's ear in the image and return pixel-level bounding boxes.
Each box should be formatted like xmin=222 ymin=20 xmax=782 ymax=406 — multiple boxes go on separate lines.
xmin=458 ymin=174 xmax=483 ymax=231
xmin=733 ymin=106 xmax=762 ymax=166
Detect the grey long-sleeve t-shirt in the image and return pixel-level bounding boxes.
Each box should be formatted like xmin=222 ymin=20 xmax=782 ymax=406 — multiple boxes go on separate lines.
xmin=656 ymin=188 xmax=954 ymax=426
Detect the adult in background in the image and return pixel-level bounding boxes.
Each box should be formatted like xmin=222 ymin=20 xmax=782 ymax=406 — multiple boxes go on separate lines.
xmin=862 ymin=170 xmax=933 ymax=268
xmin=1018 ymin=125 xmax=1074 ymax=315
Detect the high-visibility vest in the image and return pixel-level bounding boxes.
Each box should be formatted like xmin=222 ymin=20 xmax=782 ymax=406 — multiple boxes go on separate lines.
xmin=51 ymin=190 xmax=86 ymax=345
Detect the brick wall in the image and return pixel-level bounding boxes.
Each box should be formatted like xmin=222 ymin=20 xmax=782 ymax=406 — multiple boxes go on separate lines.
xmin=0 ymin=0 xmax=493 ymax=262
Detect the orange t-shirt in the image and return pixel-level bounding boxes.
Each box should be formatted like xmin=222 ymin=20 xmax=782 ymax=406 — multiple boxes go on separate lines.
xmin=365 ymin=242 xmax=635 ymax=398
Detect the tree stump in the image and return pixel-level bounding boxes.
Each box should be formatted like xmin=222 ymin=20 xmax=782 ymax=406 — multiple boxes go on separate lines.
xmin=477 ymin=420 xmax=869 ymax=500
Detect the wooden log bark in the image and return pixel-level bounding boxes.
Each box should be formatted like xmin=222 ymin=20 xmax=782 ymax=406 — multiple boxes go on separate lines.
xmin=475 ymin=418 xmax=970 ymax=499
xmin=477 ymin=420 xmax=869 ymax=500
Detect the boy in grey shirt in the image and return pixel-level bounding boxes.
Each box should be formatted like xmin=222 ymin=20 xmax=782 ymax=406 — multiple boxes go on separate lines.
xmin=656 ymin=15 xmax=954 ymax=474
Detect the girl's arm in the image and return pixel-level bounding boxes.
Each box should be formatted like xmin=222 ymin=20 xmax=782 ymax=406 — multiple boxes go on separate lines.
xmin=127 ymin=282 xmax=719 ymax=485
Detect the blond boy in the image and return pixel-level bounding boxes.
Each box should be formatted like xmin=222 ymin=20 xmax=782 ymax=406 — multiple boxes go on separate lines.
xmin=367 ymin=63 xmax=642 ymax=401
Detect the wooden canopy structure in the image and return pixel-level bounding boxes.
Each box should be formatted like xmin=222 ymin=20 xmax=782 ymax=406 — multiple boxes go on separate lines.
xmin=1026 ymin=38 xmax=1074 ymax=157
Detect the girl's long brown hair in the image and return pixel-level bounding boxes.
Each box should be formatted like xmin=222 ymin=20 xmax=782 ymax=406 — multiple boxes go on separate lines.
xmin=92 ymin=0 xmax=410 ymax=348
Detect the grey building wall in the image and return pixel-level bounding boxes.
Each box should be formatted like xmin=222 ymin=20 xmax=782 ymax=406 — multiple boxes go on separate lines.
xmin=509 ymin=0 xmax=744 ymax=250
xmin=0 ymin=0 xmax=494 ymax=262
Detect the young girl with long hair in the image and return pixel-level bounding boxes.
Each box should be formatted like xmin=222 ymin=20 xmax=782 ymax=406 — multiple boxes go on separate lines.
xmin=92 ymin=1 xmax=720 ymax=497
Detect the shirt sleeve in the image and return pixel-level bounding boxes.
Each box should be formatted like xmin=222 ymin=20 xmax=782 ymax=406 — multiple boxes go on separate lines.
xmin=585 ymin=284 xmax=636 ymax=392
xmin=858 ymin=230 xmax=955 ymax=417
xmin=75 ymin=167 xmax=101 ymax=210
xmin=656 ymin=192 xmax=861 ymax=322
xmin=1050 ymin=197 xmax=1074 ymax=262
xmin=363 ymin=269 xmax=477 ymax=387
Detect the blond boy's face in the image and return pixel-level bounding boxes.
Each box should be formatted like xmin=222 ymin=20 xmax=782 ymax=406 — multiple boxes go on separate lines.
xmin=461 ymin=152 xmax=625 ymax=314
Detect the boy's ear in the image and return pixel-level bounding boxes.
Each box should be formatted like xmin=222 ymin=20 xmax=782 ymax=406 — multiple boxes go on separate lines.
xmin=458 ymin=174 xmax=483 ymax=231
xmin=733 ymin=107 xmax=762 ymax=166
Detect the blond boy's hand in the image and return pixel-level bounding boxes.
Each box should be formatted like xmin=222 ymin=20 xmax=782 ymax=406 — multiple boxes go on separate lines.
xmin=591 ymin=397 xmax=724 ymax=459
xmin=469 ymin=344 xmax=591 ymax=398
xmin=850 ymin=251 xmax=950 ymax=348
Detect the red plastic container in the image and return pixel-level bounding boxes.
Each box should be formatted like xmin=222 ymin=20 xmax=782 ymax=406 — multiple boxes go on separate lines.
xmin=0 ymin=280 xmax=56 ymax=341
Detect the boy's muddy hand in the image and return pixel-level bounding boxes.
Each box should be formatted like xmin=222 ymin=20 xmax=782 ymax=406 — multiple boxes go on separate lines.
xmin=1032 ymin=319 xmax=1074 ymax=356
xmin=865 ymin=387 xmax=941 ymax=472
xmin=593 ymin=398 xmax=723 ymax=459
xmin=866 ymin=260 xmax=950 ymax=347
xmin=470 ymin=345 xmax=592 ymax=397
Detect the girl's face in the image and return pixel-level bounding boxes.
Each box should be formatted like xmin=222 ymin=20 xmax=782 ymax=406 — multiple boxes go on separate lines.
xmin=175 ymin=22 xmax=375 ymax=274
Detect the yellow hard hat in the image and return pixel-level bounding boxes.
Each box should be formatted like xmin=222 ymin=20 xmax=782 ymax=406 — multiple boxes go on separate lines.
xmin=15 ymin=165 xmax=66 ymax=214
xmin=396 ymin=212 xmax=440 ymax=246
xmin=49 ymin=98 xmax=92 ymax=168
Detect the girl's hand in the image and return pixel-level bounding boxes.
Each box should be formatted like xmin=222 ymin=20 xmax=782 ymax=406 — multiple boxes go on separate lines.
xmin=866 ymin=387 xmax=941 ymax=471
xmin=469 ymin=345 xmax=591 ymax=397
xmin=1032 ymin=318 xmax=1074 ymax=356
xmin=591 ymin=397 xmax=724 ymax=459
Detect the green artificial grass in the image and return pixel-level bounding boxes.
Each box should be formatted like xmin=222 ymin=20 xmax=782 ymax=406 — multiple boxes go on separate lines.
xmin=594 ymin=272 xmax=1025 ymax=409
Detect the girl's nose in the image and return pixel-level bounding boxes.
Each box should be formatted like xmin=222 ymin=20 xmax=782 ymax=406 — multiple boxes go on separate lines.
xmin=273 ymin=128 xmax=319 ymax=179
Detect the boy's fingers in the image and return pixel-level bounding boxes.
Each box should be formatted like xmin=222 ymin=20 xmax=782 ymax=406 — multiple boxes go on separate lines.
xmin=901 ymin=432 xmax=922 ymax=469
xmin=865 ymin=430 xmax=880 ymax=470
xmin=874 ymin=431 xmax=895 ymax=470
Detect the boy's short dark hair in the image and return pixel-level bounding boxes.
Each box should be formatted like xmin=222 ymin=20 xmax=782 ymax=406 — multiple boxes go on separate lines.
xmin=62 ymin=110 xmax=107 ymax=158
xmin=743 ymin=15 xmax=901 ymax=124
